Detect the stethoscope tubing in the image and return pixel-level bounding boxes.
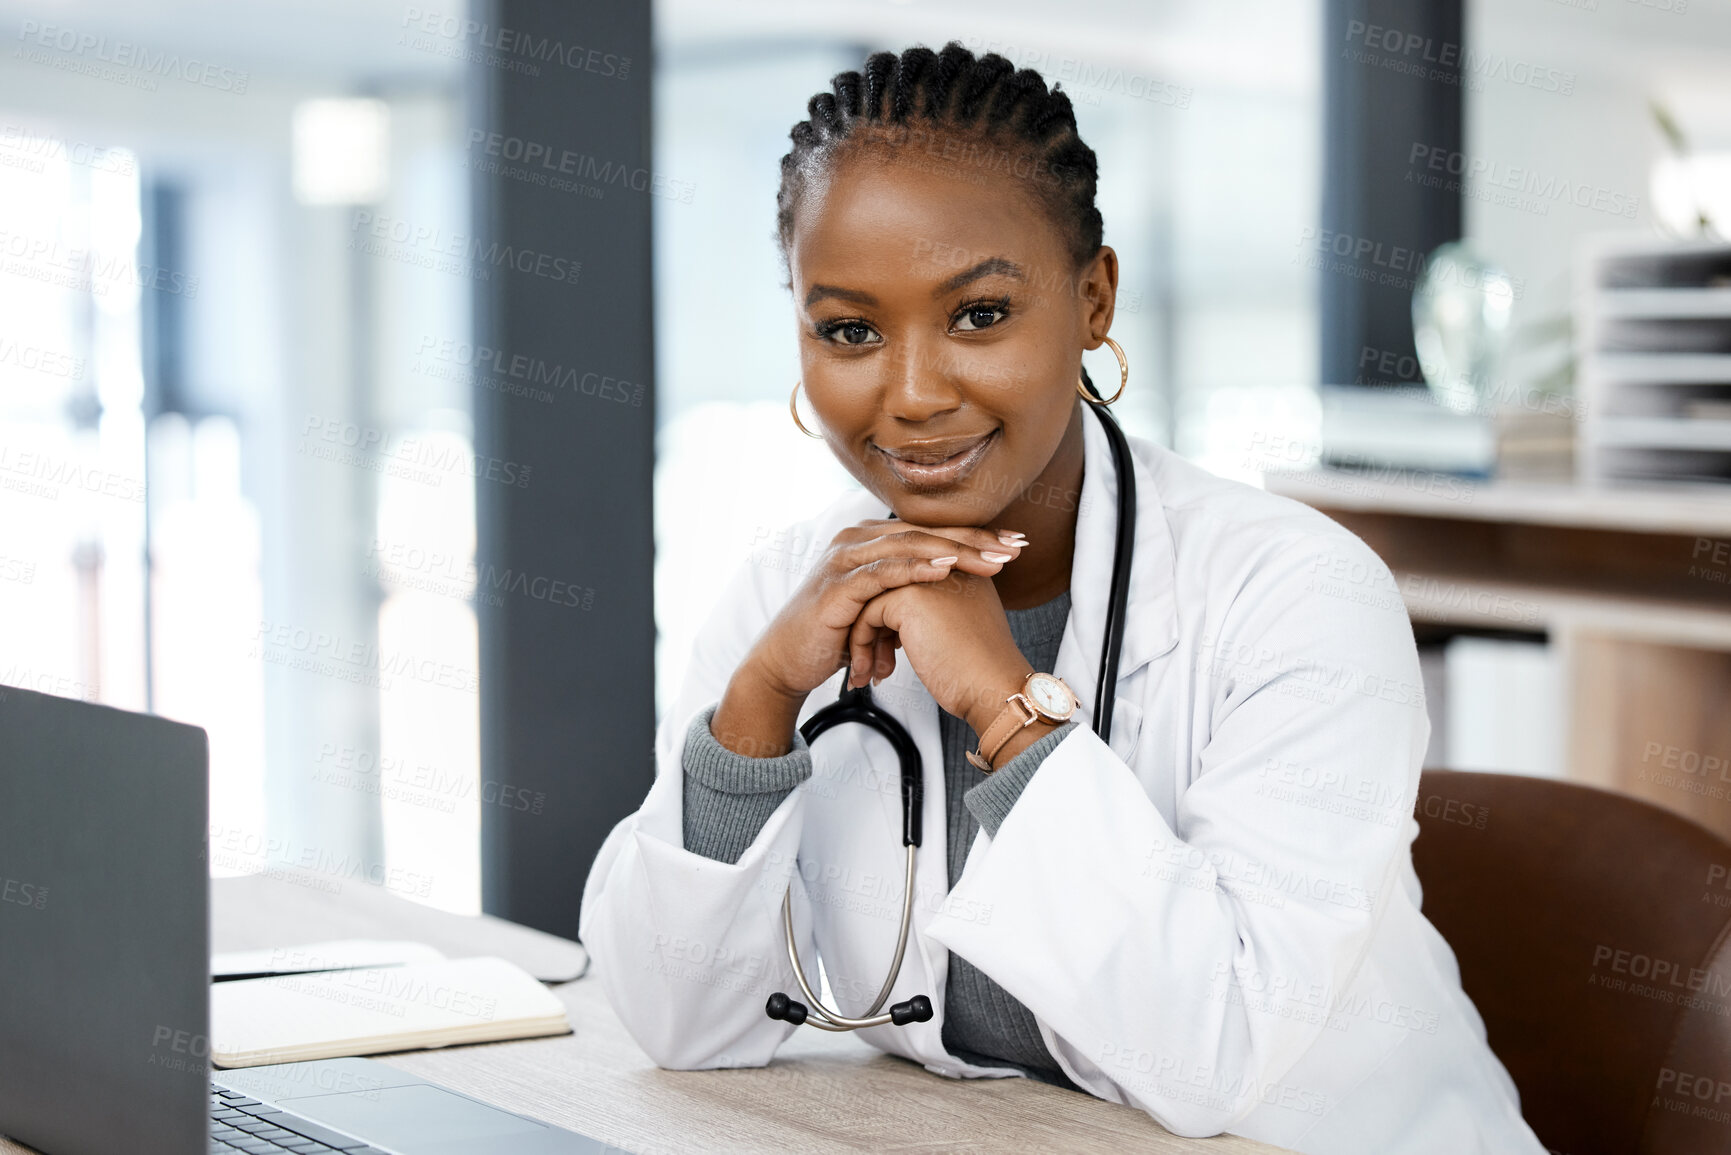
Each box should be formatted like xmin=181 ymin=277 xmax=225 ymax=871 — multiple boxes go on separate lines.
xmin=1086 ymin=379 xmax=1135 ymax=739
xmin=778 ymin=843 xmax=918 ymax=1030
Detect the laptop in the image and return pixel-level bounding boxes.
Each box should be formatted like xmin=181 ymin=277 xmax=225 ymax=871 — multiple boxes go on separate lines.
xmin=0 ymin=685 xmax=625 ymax=1155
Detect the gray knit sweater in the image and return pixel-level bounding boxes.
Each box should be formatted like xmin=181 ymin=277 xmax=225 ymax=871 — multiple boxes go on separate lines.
xmin=680 ymin=591 xmax=1079 ymax=1086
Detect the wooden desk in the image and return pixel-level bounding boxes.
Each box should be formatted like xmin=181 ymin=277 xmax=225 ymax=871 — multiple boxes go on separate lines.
xmin=0 ymin=872 xmax=1290 ymax=1155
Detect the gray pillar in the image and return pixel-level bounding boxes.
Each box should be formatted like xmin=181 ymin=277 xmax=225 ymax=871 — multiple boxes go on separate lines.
xmin=469 ymin=0 xmax=656 ymax=940
xmin=1321 ymin=0 xmax=1464 ymax=388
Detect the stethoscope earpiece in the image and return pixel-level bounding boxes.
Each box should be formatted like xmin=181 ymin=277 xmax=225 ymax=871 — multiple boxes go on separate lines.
xmin=765 ymin=403 xmax=1136 ymax=1034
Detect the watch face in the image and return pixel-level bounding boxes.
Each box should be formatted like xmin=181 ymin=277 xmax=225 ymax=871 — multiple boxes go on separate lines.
xmin=1025 ymin=674 xmax=1075 ymax=720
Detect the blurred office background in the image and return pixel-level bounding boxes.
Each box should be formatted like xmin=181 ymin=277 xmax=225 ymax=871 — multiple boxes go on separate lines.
xmin=0 ymin=3 xmax=477 ymax=909
xmin=1 ymin=0 xmax=1729 ymax=932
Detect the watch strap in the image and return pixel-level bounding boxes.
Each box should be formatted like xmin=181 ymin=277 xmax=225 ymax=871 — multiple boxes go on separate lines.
xmin=966 ymin=693 xmax=1041 ymax=773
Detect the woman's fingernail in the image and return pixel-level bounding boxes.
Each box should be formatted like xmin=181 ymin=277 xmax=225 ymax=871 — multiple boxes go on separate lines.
xmin=981 ymin=551 xmax=1013 ymax=563
xmin=998 ymin=532 xmax=1028 ymax=546
xmin=998 ymin=530 xmax=1026 ymax=542
xmin=930 ymin=555 xmax=958 ymax=567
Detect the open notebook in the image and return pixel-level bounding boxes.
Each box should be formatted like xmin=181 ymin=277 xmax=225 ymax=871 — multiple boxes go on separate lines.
xmin=211 ymin=952 xmax=571 ymax=1068
xmin=212 ymin=939 xmax=448 ymax=980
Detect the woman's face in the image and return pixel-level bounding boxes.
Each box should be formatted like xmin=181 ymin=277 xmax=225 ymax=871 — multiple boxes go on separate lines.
xmin=787 ymin=141 xmax=1116 ymax=527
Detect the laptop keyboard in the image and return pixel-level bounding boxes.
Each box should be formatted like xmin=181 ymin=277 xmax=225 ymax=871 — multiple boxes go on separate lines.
xmin=209 ymin=1084 xmax=393 ymax=1155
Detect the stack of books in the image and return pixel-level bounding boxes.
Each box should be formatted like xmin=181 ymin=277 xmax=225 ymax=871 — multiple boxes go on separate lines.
xmin=1316 ymin=386 xmax=1573 ymax=480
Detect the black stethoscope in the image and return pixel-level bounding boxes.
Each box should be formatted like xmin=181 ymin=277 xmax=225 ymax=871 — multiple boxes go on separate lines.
xmin=764 ymin=386 xmax=1138 ymax=1032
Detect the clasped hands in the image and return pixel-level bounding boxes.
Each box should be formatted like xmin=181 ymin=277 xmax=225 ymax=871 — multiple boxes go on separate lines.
xmin=715 ymin=518 xmax=1046 ymax=757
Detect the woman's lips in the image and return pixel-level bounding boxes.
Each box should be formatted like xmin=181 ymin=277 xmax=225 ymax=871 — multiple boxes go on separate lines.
xmin=875 ymin=430 xmax=998 ymax=490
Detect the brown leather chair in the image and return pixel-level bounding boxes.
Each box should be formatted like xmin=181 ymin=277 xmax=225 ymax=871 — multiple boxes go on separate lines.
xmin=1413 ymin=770 xmax=1731 ymax=1155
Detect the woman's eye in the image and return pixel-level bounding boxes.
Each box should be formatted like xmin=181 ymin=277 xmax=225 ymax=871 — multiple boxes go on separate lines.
xmin=825 ymin=322 xmax=880 ymax=346
xmin=953 ymin=304 xmax=1006 ymax=332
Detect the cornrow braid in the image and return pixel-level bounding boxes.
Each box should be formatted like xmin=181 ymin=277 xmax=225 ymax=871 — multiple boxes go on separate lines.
xmin=863 ymin=51 xmax=896 ymax=120
xmin=775 ymin=41 xmax=1104 ymax=271
xmin=889 ymin=46 xmax=936 ymax=124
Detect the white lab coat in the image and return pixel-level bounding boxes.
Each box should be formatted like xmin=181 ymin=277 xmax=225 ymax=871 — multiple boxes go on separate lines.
xmin=580 ymin=411 xmax=1547 ymax=1155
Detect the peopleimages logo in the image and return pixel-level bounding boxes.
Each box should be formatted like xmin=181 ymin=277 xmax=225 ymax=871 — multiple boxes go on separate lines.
xmin=299 ymin=415 xmax=533 ymax=490
xmin=0 ymin=443 xmax=146 ymax=502
xmin=14 ymin=19 xmax=250 ymax=94
xmin=0 ymin=123 xmax=134 ymax=175
xmin=1341 ymin=19 xmax=1575 ymax=95
xmin=961 ymin=36 xmax=1192 ymax=109
xmin=1407 ymin=143 xmax=1639 ymax=220
xmin=348 ymin=211 xmax=580 ymax=287
xmin=466 ymin=131 xmax=694 ymax=204
xmin=0 ymin=338 xmax=83 ymax=381
xmin=0 ymin=873 xmax=48 ymax=910
xmin=414 ymin=338 xmax=644 ymax=407
xmin=0 ymin=227 xmax=201 ymax=298
xmin=399 ymin=8 xmax=631 ymax=79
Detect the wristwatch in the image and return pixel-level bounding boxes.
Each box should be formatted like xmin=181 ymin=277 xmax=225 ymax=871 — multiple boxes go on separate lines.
xmin=966 ymin=671 xmax=1079 ymax=773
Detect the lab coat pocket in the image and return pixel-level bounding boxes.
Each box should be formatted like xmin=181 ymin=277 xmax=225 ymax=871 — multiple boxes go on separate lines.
xmin=1107 ymin=695 xmax=1144 ymax=765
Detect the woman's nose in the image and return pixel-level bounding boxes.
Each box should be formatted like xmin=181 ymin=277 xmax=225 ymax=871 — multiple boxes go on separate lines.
xmin=878 ymin=341 xmax=963 ymax=423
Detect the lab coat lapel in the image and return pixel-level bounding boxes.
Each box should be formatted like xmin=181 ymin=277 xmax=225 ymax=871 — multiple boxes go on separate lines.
xmin=1054 ymin=405 xmax=1179 ymax=760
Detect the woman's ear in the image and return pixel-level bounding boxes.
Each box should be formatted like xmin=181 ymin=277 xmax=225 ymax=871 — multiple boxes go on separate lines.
xmin=1079 ymin=245 xmax=1119 ymax=347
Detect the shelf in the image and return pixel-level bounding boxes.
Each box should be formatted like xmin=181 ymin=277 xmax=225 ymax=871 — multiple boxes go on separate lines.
xmin=1396 ymin=569 xmax=1731 ymax=649
xmin=1590 ymin=418 xmax=1731 ymax=451
xmin=1585 ymin=353 xmax=1731 ymax=385
xmin=1596 ymin=288 xmax=1731 ymax=320
xmin=1263 ymin=469 xmax=1731 ymax=535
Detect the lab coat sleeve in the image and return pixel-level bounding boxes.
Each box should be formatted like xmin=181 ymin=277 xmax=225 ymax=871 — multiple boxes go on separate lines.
xmin=922 ymin=529 xmax=1428 ymax=1137
xmin=578 ymin=552 xmax=818 ymax=1070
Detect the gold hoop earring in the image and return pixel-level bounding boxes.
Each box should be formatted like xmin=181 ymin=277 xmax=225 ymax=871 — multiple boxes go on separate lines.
xmin=1075 ymin=336 xmax=1129 ymax=405
xmin=790 ymin=381 xmax=823 ymax=439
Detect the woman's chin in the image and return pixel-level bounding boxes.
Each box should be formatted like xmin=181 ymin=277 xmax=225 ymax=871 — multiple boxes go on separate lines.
xmin=881 ymin=485 xmax=1004 ymax=527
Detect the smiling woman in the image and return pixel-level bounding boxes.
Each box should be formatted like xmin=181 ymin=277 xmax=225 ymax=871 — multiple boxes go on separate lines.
xmin=582 ymin=41 xmax=1548 ymax=1155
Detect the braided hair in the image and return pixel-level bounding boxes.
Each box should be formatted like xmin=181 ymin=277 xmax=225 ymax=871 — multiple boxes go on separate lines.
xmin=775 ymin=42 xmax=1105 ymax=272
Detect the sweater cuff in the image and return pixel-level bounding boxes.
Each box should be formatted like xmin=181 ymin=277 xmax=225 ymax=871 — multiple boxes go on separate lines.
xmin=963 ymin=721 xmax=1077 ymax=838
xmin=682 ymin=703 xmax=813 ymax=793
xmin=681 ymin=704 xmax=813 ymax=864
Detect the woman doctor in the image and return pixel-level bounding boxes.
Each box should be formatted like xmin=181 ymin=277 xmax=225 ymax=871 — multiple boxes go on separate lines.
xmin=581 ymin=43 xmax=1547 ymax=1155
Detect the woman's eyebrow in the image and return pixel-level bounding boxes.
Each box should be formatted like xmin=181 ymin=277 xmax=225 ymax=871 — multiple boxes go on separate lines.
xmin=933 ymin=257 xmax=1026 ymax=296
xmin=804 ymin=284 xmax=878 ymax=307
